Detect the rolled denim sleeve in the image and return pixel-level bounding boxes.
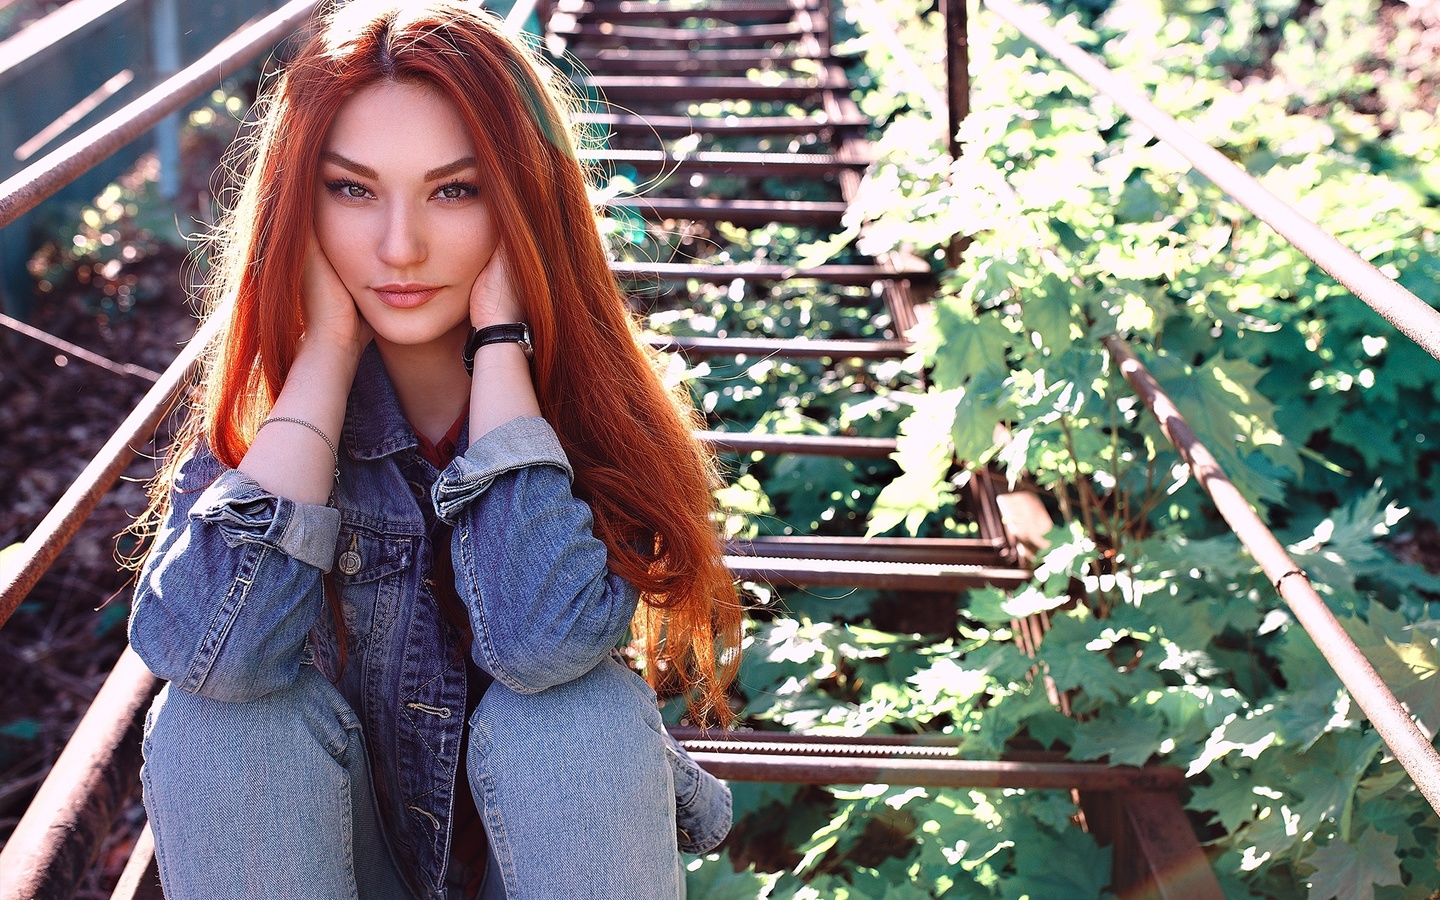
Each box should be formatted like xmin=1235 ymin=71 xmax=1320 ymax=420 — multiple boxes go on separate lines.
xmin=434 ymin=416 xmax=639 ymax=694
xmin=129 ymin=447 xmax=342 ymax=702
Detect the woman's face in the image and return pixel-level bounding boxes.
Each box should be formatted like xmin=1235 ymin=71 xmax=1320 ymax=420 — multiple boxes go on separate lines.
xmin=314 ymin=79 xmax=497 ymax=355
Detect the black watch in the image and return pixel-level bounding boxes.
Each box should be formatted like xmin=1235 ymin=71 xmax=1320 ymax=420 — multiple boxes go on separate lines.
xmin=463 ymin=323 xmax=533 ymax=375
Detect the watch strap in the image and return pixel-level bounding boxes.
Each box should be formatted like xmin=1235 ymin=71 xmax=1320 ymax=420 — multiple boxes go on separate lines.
xmin=463 ymin=323 xmax=532 ymax=375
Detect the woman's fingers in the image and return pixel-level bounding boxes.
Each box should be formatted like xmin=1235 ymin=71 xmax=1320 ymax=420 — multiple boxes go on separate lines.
xmin=303 ymin=232 xmax=372 ymax=353
xmin=469 ymin=245 xmax=525 ymax=329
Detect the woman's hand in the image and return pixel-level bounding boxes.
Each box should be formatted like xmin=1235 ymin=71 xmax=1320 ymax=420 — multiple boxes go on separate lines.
xmin=469 ymin=244 xmax=525 ymax=329
xmin=302 ymin=231 xmax=372 ymax=359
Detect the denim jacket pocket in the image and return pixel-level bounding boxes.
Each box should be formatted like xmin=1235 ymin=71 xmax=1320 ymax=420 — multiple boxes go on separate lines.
xmin=332 ymin=523 xmax=412 ymax=651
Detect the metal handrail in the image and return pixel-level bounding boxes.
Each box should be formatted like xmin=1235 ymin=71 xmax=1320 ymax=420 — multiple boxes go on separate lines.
xmin=0 ymin=0 xmax=320 ymax=231
xmin=981 ymin=0 xmax=1440 ymax=365
xmin=1103 ymin=337 xmax=1440 ymax=816
xmin=0 ymin=0 xmax=141 ymax=87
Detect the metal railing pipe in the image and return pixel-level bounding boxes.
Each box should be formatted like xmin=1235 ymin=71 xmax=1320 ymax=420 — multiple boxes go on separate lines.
xmin=982 ymin=0 xmax=1440 ymax=365
xmin=0 ymin=0 xmax=320 ymax=231
xmin=0 ymin=0 xmax=141 ymax=88
xmin=1103 ymin=335 xmax=1440 ymax=818
xmin=0 ymin=647 xmax=160 ymax=900
xmin=0 ymin=310 xmax=223 ymax=629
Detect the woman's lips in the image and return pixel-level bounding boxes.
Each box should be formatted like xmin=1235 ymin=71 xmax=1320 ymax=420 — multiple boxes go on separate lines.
xmin=373 ymin=286 xmax=442 ymax=309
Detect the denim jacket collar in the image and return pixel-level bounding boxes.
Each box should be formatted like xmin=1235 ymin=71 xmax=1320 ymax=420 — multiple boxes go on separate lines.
xmin=344 ymin=345 xmax=473 ymax=465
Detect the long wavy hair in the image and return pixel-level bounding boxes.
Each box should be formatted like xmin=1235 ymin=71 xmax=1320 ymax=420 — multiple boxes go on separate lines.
xmin=140 ymin=0 xmax=741 ymax=724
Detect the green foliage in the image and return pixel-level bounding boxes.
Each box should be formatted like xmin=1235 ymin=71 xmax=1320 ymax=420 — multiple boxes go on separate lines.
xmin=689 ymin=0 xmax=1440 ymax=896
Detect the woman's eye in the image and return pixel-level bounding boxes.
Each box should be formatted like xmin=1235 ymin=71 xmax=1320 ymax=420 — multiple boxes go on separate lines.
xmin=436 ymin=182 xmax=478 ymax=201
xmin=325 ymin=180 xmax=371 ymax=200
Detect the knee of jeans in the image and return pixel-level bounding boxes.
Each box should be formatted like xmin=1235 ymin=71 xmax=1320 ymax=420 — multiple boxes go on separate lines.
xmin=468 ymin=655 xmax=666 ymax=769
xmin=143 ymin=666 xmax=360 ymax=776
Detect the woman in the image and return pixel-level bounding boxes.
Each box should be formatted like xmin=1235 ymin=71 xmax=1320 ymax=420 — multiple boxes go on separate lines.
xmin=127 ymin=2 xmax=742 ymax=897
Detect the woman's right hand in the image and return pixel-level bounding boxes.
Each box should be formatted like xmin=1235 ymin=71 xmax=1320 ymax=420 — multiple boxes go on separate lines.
xmin=302 ymin=231 xmax=372 ymax=359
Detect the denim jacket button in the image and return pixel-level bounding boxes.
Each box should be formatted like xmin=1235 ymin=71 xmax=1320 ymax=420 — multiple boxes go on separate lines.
xmin=337 ymin=533 xmax=362 ymax=576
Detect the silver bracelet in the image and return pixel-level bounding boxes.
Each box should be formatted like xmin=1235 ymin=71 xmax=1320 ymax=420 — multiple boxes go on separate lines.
xmin=258 ymin=416 xmax=340 ymax=483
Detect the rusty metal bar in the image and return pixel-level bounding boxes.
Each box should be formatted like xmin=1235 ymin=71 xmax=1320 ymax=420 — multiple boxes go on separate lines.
xmin=0 ymin=311 xmax=161 ymax=381
xmin=0 ymin=0 xmax=320 ymax=231
xmin=108 ymin=823 xmax=161 ymax=900
xmin=569 ymin=46 xmax=817 ymax=66
xmin=699 ymin=430 xmax=896 ymax=457
xmin=691 ymin=750 xmax=1184 ymax=791
xmin=725 ymin=553 xmax=1030 ymax=590
xmin=0 ymin=0 xmax=140 ymax=87
xmin=645 ymin=334 xmax=910 ymax=360
xmin=1104 ymin=336 xmax=1440 ymax=817
xmin=728 ymin=535 xmax=1004 ymax=564
xmin=553 ymin=20 xmax=808 ymax=42
xmin=580 ymin=74 xmax=843 ymax=99
xmin=615 ymin=261 xmax=925 ymax=283
xmin=578 ymin=110 xmax=867 ymax=132
xmin=604 ymin=196 xmax=848 ymax=225
xmin=982 ymin=0 xmax=1440 ymax=365
xmin=0 ymin=647 xmax=161 ymax=900
xmin=582 ymin=147 xmax=864 ymax=176
xmin=0 ymin=310 xmax=222 ymax=630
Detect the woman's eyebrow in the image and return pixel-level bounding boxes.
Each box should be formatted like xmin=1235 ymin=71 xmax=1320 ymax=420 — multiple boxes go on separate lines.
xmin=319 ymin=151 xmax=377 ymax=178
xmin=423 ymin=156 xmax=477 ymax=181
xmin=318 ymin=151 xmax=476 ymax=183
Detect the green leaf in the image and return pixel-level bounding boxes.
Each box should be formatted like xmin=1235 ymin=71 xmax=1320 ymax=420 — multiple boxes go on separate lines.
xmin=1304 ymin=828 xmax=1403 ymax=900
xmin=1188 ymin=766 xmax=1262 ymax=833
xmin=1003 ymin=826 xmax=1110 ymax=900
xmin=1068 ymin=706 xmax=1165 ymax=766
xmin=1022 ymin=274 xmax=1076 ymax=355
xmin=924 ymin=300 xmax=1013 ymax=391
xmin=1145 ymin=349 xmax=1300 ymax=509
xmin=684 ymin=855 xmax=778 ymax=899
xmin=0 ymin=718 xmax=41 ymax=741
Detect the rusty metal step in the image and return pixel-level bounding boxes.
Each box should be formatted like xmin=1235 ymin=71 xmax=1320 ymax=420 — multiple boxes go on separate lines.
xmin=603 ymin=196 xmax=847 ymax=225
xmin=725 ymin=554 xmax=1031 ymax=591
xmin=669 ymin=728 xmax=1185 ymax=790
xmin=582 ymin=147 xmax=865 ymax=176
xmin=729 ymin=535 xmax=1007 ymax=566
xmin=580 ymin=74 xmax=843 ymax=101
xmin=552 ymin=20 xmax=810 ymax=44
xmin=568 ymin=46 xmax=832 ymax=73
xmin=568 ymin=0 xmax=807 ymax=23
xmin=613 ymin=261 xmax=926 ymax=283
xmin=576 ymin=111 xmax=867 ymax=135
xmin=645 ymin=335 xmax=910 ymax=360
xmin=698 ymin=431 xmax=896 ymax=457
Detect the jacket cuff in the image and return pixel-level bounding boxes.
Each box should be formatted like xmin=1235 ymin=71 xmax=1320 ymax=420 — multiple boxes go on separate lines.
xmin=190 ymin=469 xmax=342 ymax=572
xmin=432 ymin=416 xmax=573 ymax=523
xmin=665 ymin=731 xmax=733 ymax=854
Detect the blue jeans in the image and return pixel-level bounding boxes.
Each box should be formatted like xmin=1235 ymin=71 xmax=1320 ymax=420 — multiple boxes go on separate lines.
xmin=141 ymin=656 xmax=685 ymax=899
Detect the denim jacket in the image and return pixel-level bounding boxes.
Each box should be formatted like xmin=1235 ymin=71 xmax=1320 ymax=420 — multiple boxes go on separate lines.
xmin=129 ymin=346 xmax=730 ymax=899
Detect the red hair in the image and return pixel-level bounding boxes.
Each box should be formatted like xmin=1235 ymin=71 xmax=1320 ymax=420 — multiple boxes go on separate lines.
xmin=160 ymin=0 xmax=740 ymax=724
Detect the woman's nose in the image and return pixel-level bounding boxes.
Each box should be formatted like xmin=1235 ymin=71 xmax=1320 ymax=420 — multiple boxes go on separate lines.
xmin=377 ymin=203 xmax=427 ymax=269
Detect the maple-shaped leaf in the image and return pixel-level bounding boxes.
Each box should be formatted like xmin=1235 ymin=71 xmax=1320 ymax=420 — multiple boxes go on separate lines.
xmin=1003 ymin=826 xmax=1111 ymax=900
xmin=1144 ymin=347 xmax=1300 ymax=510
xmin=1068 ymin=705 xmax=1165 ymax=766
xmin=1305 ymin=828 xmax=1402 ymax=900
xmin=1022 ymin=273 xmax=1077 ymax=355
xmin=1188 ymin=766 xmax=1261 ymax=833
xmin=923 ymin=299 xmax=1014 ymax=391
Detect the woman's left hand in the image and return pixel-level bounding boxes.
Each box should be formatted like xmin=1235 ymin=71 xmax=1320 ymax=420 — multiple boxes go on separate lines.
xmin=469 ymin=244 xmax=525 ymax=329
